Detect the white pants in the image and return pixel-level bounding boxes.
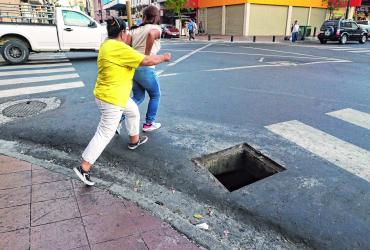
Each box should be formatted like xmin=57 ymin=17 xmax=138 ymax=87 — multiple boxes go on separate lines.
xmin=82 ymin=98 xmax=140 ymax=165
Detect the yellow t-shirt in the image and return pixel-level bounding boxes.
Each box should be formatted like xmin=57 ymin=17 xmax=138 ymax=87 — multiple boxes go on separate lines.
xmin=94 ymin=39 xmax=145 ymax=108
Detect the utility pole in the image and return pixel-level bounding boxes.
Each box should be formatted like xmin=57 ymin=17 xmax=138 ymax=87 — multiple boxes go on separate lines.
xmin=345 ymin=0 xmax=351 ymax=19
xmin=126 ymin=0 xmax=132 ymax=28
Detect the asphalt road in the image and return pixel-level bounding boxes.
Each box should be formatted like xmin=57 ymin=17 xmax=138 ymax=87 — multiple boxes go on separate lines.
xmin=0 ymin=39 xmax=369 ymax=249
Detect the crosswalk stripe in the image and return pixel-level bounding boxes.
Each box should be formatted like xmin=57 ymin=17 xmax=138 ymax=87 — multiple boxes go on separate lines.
xmin=266 ymin=120 xmax=370 ymax=182
xmin=347 ymin=50 xmax=370 ymax=53
xmin=327 ymin=108 xmax=370 ymax=130
xmin=331 ymin=48 xmax=362 ymax=51
xmin=0 ymin=73 xmax=79 ymax=86
xmin=30 ymin=54 xmax=66 ymax=58
xmin=0 ymin=63 xmax=72 ymax=71
xmin=0 ymin=67 xmax=75 ymax=77
xmin=0 ymin=81 xmax=85 ymax=98
xmin=25 ymin=59 xmax=70 ymax=64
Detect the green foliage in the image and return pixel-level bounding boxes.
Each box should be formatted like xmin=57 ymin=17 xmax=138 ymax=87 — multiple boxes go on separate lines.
xmin=165 ymin=0 xmax=187 ymax=17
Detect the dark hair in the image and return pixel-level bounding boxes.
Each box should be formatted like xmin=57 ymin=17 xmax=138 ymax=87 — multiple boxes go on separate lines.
xmin=107 ymin=17 xmax=126 ymax=38
xmin=131 ymin=5 xmax=160 ymax=30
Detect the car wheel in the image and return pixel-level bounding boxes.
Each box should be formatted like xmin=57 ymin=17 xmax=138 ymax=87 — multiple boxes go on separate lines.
xmin=339 ymin=34 xmax=347 ymax=45
xmin=359 ymin=34 xmax=367 ymax=44
xmin=319 ymin=39 xmax=327 ymax=44
xmin=0 ymin=39 xmax=29 ymax=64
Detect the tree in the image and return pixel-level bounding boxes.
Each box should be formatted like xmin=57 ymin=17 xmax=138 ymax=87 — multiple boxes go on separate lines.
xmin=165 ymin=0 xmax=187 ymax=19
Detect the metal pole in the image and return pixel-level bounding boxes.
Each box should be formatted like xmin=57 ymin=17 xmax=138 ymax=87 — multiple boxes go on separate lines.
xmin=126 ymin=0 xmax=132 ymax=28
xmin=345 ymin=0 xmax=350 ymax=19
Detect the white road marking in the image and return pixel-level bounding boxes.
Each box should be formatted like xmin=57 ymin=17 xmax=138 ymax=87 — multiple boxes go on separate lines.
xmin=0 ymin=73 xmax=80 ymax=86
xmin=0 ymin=81 xmax=85 ymax=98
xmin=0 ymin=63 xmax=72 ymax=71
xmin=258 ymin=57 xmax=264 ymax=62
xmin=292 ymin=45 xmax=345 ymax=49
xmin=162 ymin=49 xmax=331 ymax=60
xmin=347 ymin=50 xmax=370 ymax=53
xmin=168 ymin=43 xmax=212 ymax=66
xmin=327 ymin=108 xmax=370 ymax=130
xmin=204 ymin=60 xmax=350 ymax=72
xmin=331 ymin=48 xmax=364 ymax=51
xmin=267 ymin=61 xmax=297 ymax=66
xmin=158 ymin=73 xmax=179 ymax=77
xmin=156 ymin=70 xmax=164 ymax=76
xmin=204 ymin=64 xmax=292 ymax=72
xmin=301 ymin=60 xmax=351 ymax=65
xmin=30 ymin=53 xmax=66 ymax=58
xmin=266 ymin=120 xmax=370 ymax=182
xmin=0 ymin=67 xmax=75 ymax=77
xmin=17 ymin=59 xmax=70 ymax=65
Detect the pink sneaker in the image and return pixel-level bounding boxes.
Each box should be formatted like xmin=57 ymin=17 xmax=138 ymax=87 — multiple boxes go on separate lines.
xmin=143 ymin=122 xmax=161 ymax=132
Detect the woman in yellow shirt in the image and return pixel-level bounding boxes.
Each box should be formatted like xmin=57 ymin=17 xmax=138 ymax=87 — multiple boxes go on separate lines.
xmin=74 ymin=17 xmax=171 ymax=186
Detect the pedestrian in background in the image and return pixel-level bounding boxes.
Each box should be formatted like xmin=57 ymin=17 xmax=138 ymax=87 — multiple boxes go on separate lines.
xmin=188 ymin=18 xmax=195 ymax=41
xmin=291 ymin=20 xmax=299 ymax=43
xmin=74 ymin=17 xmax=171 ymax=186
xmin=118 ymin=5 xmax=163 ymax=133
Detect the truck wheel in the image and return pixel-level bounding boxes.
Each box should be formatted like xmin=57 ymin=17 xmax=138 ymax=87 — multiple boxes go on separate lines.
xmin=339 ymin=34 xmax=347 ymax=45
xmin=1 ymin=39 xmax=30 ymax=64
xmin=359 ymin=34 xmax=367 ymax=44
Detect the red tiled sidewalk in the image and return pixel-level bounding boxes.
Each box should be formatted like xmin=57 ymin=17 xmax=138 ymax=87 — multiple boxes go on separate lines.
xmin=0 ymin=155 xmax=199 ymax=250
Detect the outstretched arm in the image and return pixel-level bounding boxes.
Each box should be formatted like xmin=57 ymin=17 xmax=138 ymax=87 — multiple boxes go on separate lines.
xmin=140 ymin=53 xmax=171 ymax=66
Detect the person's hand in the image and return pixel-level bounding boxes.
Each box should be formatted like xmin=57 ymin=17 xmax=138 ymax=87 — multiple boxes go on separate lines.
xmin=163 ymin=53 xmax=171 ymax=62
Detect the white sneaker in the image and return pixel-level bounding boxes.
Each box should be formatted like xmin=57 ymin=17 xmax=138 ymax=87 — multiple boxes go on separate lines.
xmin=142 ymin=122 xmax=161 ymax=132
xmin=128 ymin=136 xmax=148 ymax=150
xmin=73 ymin=166 xmax=95 ymax=186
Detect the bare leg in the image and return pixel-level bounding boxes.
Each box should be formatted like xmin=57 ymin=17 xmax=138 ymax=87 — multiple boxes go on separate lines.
xmin=81 ymin=160 xmax=92 ymax=172
xmin=129 ymin=135 xmax=139 ymax=144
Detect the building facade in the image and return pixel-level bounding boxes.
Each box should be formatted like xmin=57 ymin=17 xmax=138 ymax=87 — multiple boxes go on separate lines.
xmin=197 ymin=0 xmax=329 ymax=36
xmin=328 ymin=0 xmax=363 ymax=19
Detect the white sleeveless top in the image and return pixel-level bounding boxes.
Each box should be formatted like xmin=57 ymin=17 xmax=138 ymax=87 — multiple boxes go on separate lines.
xmin=131 ymin=24 xmax=161 ymax=56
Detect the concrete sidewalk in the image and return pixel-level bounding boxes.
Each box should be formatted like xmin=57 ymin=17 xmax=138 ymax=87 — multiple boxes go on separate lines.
xmin=0 ymin=155 xmax=199 ymax=250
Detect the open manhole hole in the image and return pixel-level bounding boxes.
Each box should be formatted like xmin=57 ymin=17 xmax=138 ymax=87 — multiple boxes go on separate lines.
xmin=2 ymin=101 xmax=47 ymax=118
xmin=193 ymin=144 xmax=286 ymax=192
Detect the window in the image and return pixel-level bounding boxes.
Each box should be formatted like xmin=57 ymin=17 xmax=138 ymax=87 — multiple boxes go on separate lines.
xmin=351 ymin=22 xmax=359 ymax=29
xmin=343 ymin=22 xmax=352 ymax=28
xmin=62 ymin=10 xmax=91 ymax=27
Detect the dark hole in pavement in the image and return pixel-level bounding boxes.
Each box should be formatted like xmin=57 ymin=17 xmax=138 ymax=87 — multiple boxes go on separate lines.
xmin=193 ymin=144 xmax=286 ymax=192
xmin=2 ymin=101 xmax=47 ymax=118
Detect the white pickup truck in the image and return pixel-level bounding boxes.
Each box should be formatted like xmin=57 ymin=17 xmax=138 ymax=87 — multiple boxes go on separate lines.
xmin=0 ymin=3 xmax=107 ymax=64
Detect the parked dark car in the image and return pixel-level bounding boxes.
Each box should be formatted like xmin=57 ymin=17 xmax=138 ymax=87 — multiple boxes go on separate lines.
xmin=318 ymin=19 xmax=368 ymax=44
xmin=161 ymin=24 xmax=180 ymax=39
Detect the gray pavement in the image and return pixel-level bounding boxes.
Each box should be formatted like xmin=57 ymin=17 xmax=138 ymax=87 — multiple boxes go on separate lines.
xmin=0 ymin=39 xmax=369 ymax=249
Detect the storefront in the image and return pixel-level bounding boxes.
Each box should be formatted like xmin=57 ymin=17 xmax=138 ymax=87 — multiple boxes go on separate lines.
xmin=198 ymin=0 xmax=328 ymax=36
